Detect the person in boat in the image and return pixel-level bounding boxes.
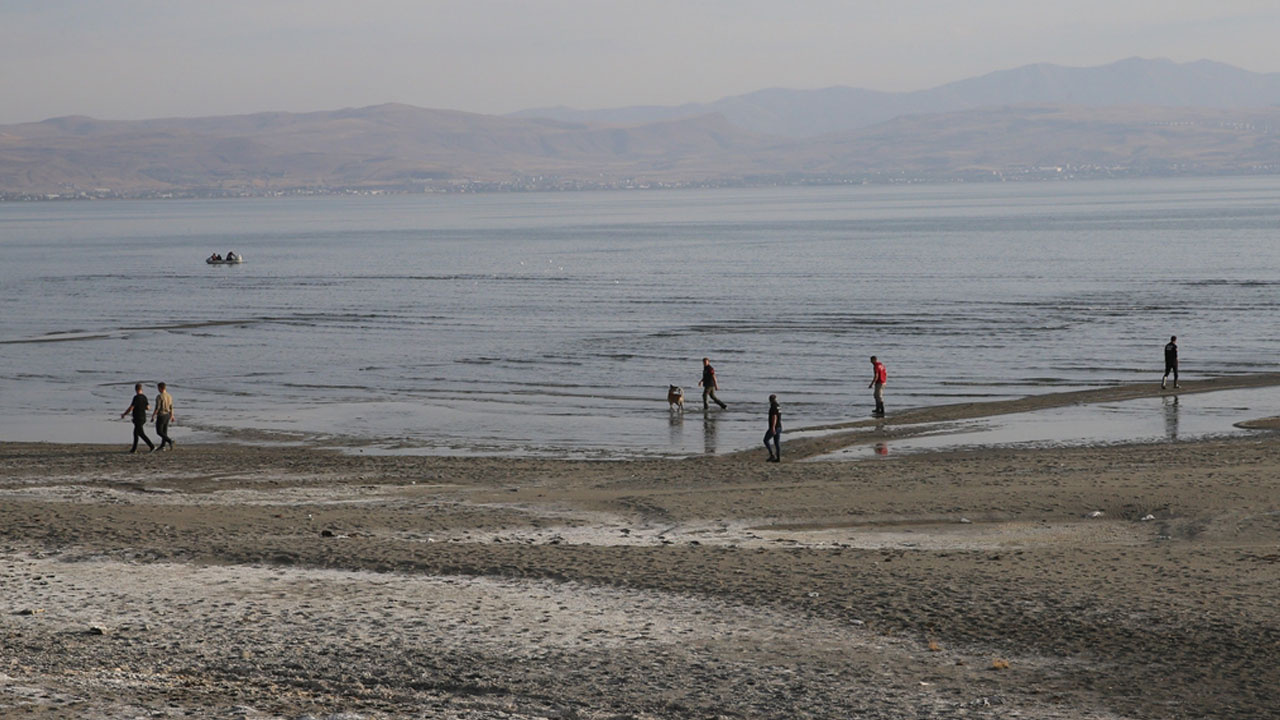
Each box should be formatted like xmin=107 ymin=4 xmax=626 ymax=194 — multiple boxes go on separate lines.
xmin=226 ymin=251 xmax=238 ymax=261
xmin=209 ymin=253 xmax=220 ymax=262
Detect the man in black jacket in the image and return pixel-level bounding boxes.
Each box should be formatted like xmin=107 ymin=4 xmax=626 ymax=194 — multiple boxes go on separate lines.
xmin=120 ymin=383 xmax=155 ymax=453
xmin=1162 ymin=336 xmax=1180 ymax=389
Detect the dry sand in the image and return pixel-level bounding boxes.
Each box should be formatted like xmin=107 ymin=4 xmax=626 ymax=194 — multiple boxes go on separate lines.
xmin=3 ymin=379 xmax=1280 ymax=719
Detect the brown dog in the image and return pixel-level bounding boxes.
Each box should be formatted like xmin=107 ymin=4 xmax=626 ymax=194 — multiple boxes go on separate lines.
xmin=667 ymin=385 xmax=685 ymax=412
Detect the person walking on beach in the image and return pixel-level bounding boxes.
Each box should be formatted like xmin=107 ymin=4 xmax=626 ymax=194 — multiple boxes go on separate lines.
xmin=763 ymin=394 xmax=782 ymax=462
xmin=152 ymin=382 xmax=176 ymax=451
xmin=1162 ymin=336 xmax=1180 ymax=389
xmin=120 ymin=383 xmax=155 ymax=453
xmin=868 ymin=356 xmax=887 ymax=416
xmin=700 ymin=357 xmax=728 ymax=410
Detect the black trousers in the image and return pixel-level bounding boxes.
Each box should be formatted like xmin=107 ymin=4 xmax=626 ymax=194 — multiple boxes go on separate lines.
xmin=155 ymin=413 xmax=173 ymax=448
xmin=764 ymin=428 xmax=781 ymax=459
xmin=132 ymin=420 xmax=154 ymax=451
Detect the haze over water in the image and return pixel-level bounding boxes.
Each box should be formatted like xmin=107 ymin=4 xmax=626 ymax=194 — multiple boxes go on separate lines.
xmin=3 ymin=177 xmax=1278 ymax=455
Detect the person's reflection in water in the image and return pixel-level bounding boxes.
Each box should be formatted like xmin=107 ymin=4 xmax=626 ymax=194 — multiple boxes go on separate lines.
xmin=703 ymin=412 xmax=718 ymax=454
xmin=1163 ymin=395 xmax=1180 ymax=441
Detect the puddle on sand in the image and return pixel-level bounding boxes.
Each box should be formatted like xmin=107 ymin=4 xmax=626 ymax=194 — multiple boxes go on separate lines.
xmin=404 ymin=511 xmax=1155 ymax=552
xmin=749 ymin=518 xmax=1150 ymax=550
xmin=812 ymin=386 xmax=1280 ymax=461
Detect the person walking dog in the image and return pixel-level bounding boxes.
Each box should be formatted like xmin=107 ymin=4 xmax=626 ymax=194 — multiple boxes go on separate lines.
xmin=700 ymin=357 xmax=728 ymax=410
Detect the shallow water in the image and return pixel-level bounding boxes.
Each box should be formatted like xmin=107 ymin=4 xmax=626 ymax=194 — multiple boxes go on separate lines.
xmin=816 ymin=386 xmax=1280 ymax=460
xmin=3 ymin=177 xmax=1279 ymax=455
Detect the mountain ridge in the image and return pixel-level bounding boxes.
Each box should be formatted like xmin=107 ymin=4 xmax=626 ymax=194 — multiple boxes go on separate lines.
xmin=7 ymin=58 xmax=1280 ymax=197
xmin=511 ymin=57 xmax=1280 ymax=138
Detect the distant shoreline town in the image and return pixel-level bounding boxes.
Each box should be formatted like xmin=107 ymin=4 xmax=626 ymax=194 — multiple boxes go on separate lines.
xmin=8 ymin=165 xmax=1280 ymax=202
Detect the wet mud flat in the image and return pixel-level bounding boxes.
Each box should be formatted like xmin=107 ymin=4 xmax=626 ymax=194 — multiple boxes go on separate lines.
xmin=2 ymin=427 xmax=1280 ymax=719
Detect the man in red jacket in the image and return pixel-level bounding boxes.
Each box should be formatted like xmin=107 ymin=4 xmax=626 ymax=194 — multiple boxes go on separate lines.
xmin=868 ymin=356 xmax=887 ymax=417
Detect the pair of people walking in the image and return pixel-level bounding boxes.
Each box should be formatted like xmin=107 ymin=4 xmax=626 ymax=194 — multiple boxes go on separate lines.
xmin=121 ymin=382 xmax=175 ymax=452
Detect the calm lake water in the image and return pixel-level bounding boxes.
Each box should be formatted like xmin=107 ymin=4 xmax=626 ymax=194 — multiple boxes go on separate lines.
xmin=3 ymin=178 xmax=1278 ymax=455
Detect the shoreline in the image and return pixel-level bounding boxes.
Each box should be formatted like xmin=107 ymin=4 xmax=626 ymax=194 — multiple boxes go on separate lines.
xmin=779 ymin=372 xmax=1280 ymax=459
xmin=9 ymin=373 xmax=1280 ymax=461
xmin=797 ymin=371 xmax=1280 ymax=431
xmin=11 ymin=171 xmax=1274 ymax=203
xmin=3 ymin=382 xmax=1280 ymax=718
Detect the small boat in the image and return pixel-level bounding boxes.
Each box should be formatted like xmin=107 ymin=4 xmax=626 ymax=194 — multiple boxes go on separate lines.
xmin=206 ymin=255 xmax=245 ymax=265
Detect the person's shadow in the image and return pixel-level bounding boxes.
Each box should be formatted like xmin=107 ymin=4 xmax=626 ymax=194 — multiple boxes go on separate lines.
xmin=1163 ymin=395 xmax=1180 ymax=441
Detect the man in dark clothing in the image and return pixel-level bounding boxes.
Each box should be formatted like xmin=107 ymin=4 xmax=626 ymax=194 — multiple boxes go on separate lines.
xmin=120 ymin=383 xmax=155 ymax=453
xmin=699 ymin=357 xmax=728 ymax=410
xmin=1162 ymin=336 xmax=1180 ymax=389
xmin=763 ymin=394 xmax=782 ymax=462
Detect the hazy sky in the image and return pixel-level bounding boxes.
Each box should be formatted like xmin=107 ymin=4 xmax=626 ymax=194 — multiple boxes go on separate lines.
xmin=4 ymin=0 xmax=1280 ymax=124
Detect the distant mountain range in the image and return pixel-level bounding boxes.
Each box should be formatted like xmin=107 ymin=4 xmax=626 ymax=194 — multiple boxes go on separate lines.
xmin=782 ymin=105 xmax=1280 ymax=176
xmin=0 ymin=107 xmax=767 ymax=196
xmin=512 ymin=57 xmax=1280 ymax=138
xmin=4 ymin=58 xmax=1280 ymax=198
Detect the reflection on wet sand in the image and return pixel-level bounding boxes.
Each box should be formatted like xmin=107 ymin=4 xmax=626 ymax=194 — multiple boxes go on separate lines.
xmin=807 ymin=385 xmax=1280 ymax=462
xmin=668 ymin=409 xmax=683 ymax=448
xmin=703 ymin=411 xmax=718 ymax=454
xmin=1163 ymin=395 xmax=1180 ymax=441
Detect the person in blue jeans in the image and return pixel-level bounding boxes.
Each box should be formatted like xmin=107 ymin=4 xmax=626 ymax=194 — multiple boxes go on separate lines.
xmin=763 ymin=394 xmax=782 ymax=462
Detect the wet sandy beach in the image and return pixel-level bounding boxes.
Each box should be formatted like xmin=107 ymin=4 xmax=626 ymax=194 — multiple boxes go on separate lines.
xmin=3 ymin=379 xmax=1280 ymax=719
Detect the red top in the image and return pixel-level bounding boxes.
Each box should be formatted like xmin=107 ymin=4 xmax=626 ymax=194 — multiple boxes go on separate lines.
xmin=873 ymin=361 xmax=887 ymax=384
